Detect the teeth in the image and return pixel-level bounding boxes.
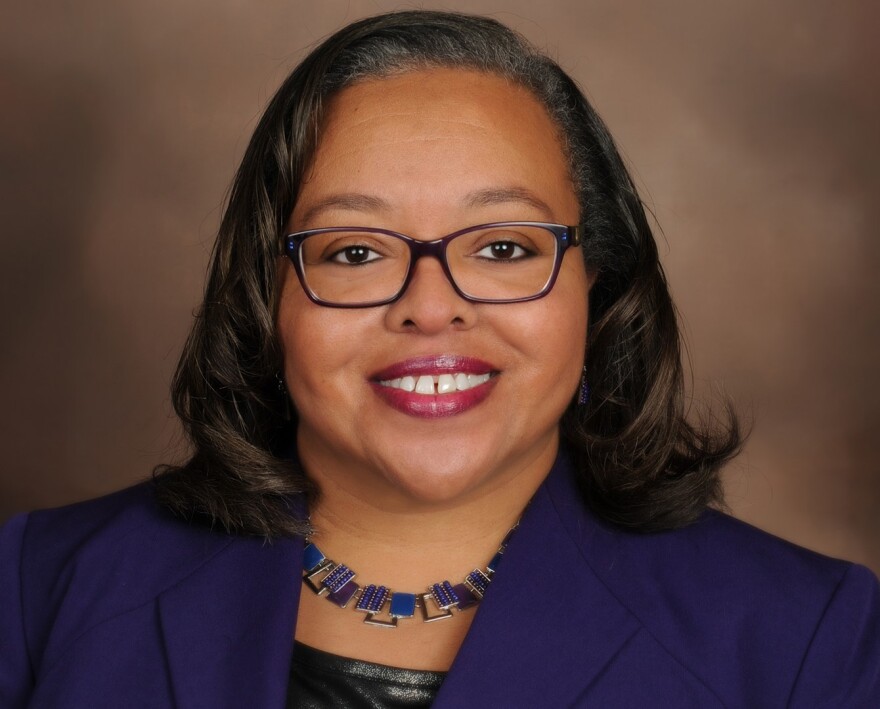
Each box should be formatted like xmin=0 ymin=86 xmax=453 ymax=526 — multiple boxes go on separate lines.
xmin=437 ymin=374 xmax=456 ymax=394
xmin=415 ymin=375 xmax=435 ymax=395
xmin=467 ymin=374 xmax=485 ymax=388
xmin=380 ymin=372 xmax=492 ymax=395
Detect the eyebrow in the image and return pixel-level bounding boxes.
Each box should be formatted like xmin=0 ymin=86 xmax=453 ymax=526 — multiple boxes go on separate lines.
xmin=463 ymin=187 xmax=555 ymax=219
xmin=298 ymin=193 xmax=392 ymax=226
xmin=297 ymin=186 xmax=556 ymax=226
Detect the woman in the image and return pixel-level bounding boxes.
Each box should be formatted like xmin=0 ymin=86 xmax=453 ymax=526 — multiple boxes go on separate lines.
xmin=1 ymin=10 xmax=878 ymax=708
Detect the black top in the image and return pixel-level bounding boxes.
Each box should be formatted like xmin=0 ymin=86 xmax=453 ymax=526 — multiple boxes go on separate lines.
xmin=287 ymin=642 xmax=447 ymax=708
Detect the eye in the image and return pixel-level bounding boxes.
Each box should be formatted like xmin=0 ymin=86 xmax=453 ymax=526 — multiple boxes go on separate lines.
xmin=329 ymin=245 xmax=383 ymax=265
xmin=474 ymin=240 xmax=532 ymax=260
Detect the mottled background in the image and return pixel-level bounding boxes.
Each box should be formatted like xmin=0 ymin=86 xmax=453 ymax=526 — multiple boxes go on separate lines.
xmin=2 ymin=1 xmax=878 ymax=573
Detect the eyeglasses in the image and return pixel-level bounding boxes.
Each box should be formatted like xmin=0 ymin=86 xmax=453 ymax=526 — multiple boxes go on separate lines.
xmin=282 ymin=221 xmax=583 ymax=308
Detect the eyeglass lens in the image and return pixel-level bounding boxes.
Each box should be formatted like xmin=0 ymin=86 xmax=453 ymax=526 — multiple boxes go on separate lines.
xmin=297 ymin=225 xmax=560 ymax=304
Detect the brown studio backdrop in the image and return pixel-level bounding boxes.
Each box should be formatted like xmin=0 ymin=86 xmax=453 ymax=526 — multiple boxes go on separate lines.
xmin=1 ymin=1 xmax=878 ymax=573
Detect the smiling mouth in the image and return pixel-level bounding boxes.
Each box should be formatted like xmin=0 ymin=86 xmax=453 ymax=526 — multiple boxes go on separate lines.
xmin=378 ymin=372 xmax=494 ymax=395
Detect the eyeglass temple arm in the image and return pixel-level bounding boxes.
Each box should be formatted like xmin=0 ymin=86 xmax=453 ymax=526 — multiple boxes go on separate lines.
xmin=568 ymin=225 xmax=583 ymax=247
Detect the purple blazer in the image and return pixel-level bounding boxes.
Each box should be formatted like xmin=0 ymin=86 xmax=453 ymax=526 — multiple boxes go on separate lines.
xmin=2 ymin=455 xmax=879 ymax=707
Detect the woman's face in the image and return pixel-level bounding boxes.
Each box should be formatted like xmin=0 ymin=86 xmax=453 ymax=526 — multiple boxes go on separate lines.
xmin=277 ymin=68 xmax=589 ymax=508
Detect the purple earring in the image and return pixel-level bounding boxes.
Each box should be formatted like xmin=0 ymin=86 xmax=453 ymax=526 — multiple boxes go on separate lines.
xmin=577 ymin=367 xmax=590 ymax=406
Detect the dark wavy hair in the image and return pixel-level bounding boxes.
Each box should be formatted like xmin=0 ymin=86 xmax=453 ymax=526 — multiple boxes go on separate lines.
xmin=153 ymin=10 xmax=742 ymax=538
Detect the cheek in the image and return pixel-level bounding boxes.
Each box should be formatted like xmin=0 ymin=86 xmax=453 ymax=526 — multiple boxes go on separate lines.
xmin=555 ymin=252 xmax=590 ymax=345
xmin=276 ymin=279 xmax=379 ymax=401
xmin=277 ymin=279 xmax=333 ymax=395
xmin=549 ymin=258 xmax=590 ymax=385
xmin=505 ymin=263 xmax=588 ymax=392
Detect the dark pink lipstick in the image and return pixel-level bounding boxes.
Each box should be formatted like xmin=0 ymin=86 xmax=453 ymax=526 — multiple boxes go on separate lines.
xmin=370 ymin=355 xmax=498 ymax=419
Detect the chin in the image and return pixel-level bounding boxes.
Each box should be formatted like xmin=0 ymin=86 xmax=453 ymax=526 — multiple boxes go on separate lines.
xmin=388 ymin=474 xmax=485 ymax=507
xmin=365 ymin=427 xmax=556 ymax=507
xmin=379 ymin=455 xmax=494 ymax=506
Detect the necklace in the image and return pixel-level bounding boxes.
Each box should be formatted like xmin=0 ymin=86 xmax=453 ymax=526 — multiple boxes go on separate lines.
xmin=301 ymin=522 xmax=518 ymax=628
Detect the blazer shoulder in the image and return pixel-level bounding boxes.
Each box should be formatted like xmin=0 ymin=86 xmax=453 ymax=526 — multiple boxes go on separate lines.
xmin=3 ymin=483 xmax=235 ymax=678
xmin=20 ymin=481 xmax=232 ymax=585
xmin=589 ymin=506 xmax=868 ymax=624
xmin=581 ymin=506 xmax=880 ymax=702
xmin=24 ymin=481 xmax=165 ymax=537
xmin=546 ymin=456 xmax=860 ymax=610
xmin=677 ymin=507 xmax=853 ymax=587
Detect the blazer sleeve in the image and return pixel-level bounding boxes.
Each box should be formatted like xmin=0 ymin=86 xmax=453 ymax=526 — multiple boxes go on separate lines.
xmin=0 ymin=513 xmax=34 ymax=709
xmin=788 ymin=562 xmax=880 ymax=707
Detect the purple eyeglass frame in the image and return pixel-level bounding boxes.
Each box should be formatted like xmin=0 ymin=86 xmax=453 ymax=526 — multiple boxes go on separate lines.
xmin=281 ymin=221 xmax=584 ymax=308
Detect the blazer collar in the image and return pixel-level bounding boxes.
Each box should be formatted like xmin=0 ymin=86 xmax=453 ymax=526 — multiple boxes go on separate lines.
xmin=157 ymin=531 xmax=302 ymax=708
xmin=434 ymin=452 xmax=639 ymax=707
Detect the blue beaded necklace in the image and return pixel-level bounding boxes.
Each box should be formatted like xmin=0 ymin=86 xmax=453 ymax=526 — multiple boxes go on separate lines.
xmin=301 ymin=522 xmax=518 ymax=627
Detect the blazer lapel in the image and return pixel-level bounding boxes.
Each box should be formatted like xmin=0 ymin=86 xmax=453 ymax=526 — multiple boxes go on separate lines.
xmin=158 ymin=531 xmax=303 ymax=709
xmin=434 ymin=455 xmax=639 ymax=707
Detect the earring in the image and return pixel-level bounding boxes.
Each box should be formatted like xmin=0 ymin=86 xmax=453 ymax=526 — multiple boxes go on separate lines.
xmin=577 ymin=367 xmax=590 ymax=406
xmin=276 ymin=371 xmax=292 ymax=420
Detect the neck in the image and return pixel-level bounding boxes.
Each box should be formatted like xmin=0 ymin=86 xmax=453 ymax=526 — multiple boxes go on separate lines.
xmin=299 ymin=441 xmax=557 ymax=591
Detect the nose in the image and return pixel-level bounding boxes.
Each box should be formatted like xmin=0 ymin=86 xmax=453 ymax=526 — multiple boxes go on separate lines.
xmin=384 ymin=255 xmax=478 ymax=334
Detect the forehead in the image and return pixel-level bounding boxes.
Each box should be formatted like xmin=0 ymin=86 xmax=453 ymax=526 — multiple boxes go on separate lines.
xmin=292 ymin=68 xmax=577 ymax=229
xmin=324 ymin=67 xmax=547 ymax=127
